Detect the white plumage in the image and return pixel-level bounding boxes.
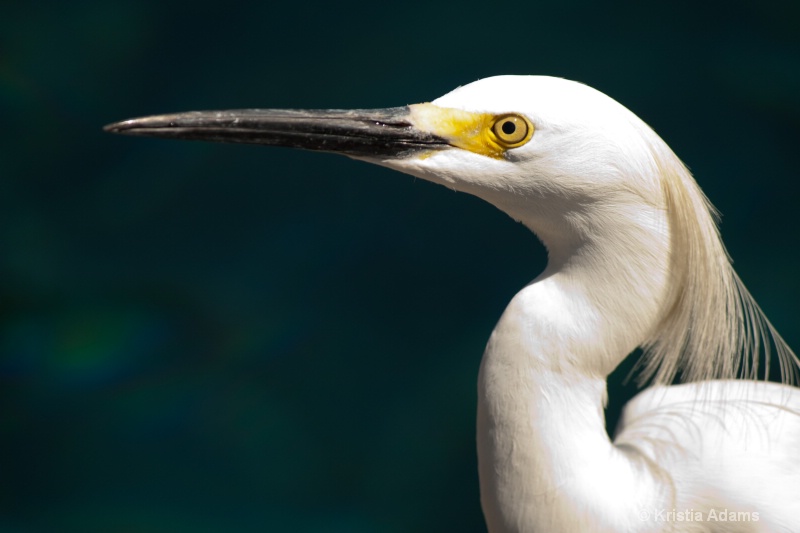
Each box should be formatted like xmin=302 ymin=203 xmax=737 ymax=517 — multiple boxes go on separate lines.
xmin=107 ymin=75 xmax=800 ymax=532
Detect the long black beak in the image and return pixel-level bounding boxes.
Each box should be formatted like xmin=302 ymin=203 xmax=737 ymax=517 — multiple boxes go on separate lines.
xmin=104 ymin=107 xmax=449 ymax=158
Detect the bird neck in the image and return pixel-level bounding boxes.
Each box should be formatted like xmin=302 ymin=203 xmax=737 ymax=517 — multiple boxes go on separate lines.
xmin=476 ymin=278 xmax=668 ymax=532
xmin=476 ymin=199 xmax=673 ymax=532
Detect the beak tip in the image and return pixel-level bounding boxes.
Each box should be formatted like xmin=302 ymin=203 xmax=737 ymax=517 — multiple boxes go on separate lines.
xmin=104 ymin=119 xmax=140 ymax=135
xmin=104 ymin=114 xmax=179 ymax=135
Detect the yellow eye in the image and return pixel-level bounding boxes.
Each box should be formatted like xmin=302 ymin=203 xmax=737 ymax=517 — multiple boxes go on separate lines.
xmin=491 ymin=114 xmax=532 ymax=147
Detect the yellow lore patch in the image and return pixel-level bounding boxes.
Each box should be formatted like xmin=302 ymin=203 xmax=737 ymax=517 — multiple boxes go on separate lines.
xmin=408 ymin=103 xmax=533 ymax=159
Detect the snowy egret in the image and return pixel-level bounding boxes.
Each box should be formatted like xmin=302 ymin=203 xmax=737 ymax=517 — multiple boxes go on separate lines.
xmin=106 ymin=76 xmax=800 ymax=532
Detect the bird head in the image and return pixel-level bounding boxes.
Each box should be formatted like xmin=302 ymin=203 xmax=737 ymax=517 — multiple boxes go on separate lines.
xmin=106 ymin=76 xmax=667 ymax=259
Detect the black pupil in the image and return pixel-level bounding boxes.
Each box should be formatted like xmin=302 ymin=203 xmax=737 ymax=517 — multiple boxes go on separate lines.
xmin=501 ymin=120 xmax=516 ymax=135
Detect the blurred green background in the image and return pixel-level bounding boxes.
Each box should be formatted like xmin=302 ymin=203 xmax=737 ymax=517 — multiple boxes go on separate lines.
xmin=1 ymin=1 xmax=799 ymax=531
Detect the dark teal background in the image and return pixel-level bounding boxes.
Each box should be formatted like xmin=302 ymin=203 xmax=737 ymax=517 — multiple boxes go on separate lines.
xmin=2 ymin=1 xmax=799 ymax=532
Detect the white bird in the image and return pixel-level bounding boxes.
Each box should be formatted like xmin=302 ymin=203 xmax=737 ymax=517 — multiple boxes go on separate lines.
xmin=106 ymin=76 xmax=800 ymax=533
